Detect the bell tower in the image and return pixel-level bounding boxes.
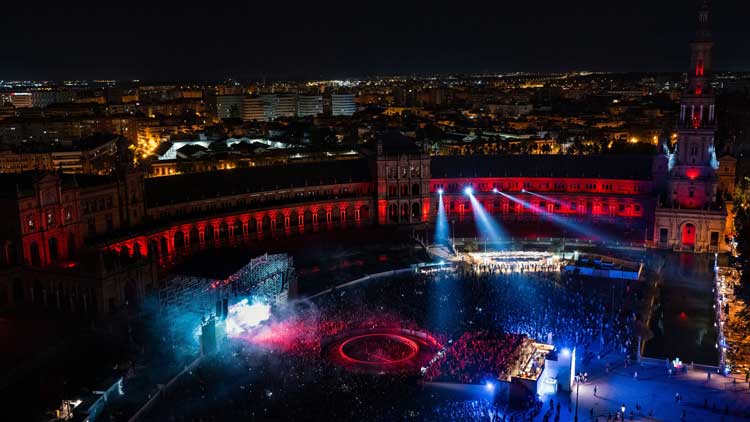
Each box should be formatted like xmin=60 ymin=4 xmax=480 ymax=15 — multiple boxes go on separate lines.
xmin=654 ymin=0 xmax=727 ymax=253
xmin=668 ymin=0 xmax=719 ymax=209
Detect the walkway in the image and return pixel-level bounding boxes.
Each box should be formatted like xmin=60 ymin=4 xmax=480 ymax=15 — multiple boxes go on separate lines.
xmin=537 ymin=352 xmax=750 ymax=421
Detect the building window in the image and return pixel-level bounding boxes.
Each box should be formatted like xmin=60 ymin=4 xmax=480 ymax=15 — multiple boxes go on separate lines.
xmin=710 ymin=231 xmax=719 ymax=247
xmin=659 ymin=228 xmax=668 ymax=244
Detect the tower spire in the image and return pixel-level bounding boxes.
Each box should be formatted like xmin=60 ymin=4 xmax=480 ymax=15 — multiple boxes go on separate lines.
xmin=687 ymin=0 xmax=713 ymax=92
xmin=667 ymin=0 xmax=719 ymax=208
xmin=695 ymin=0 xmax=712 ymax=42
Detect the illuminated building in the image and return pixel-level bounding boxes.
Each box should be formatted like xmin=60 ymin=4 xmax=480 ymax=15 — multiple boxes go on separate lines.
xmin=256 ymin=94 xmax=298 ymax=120
xmin=215 ymin=94 xmax=243 ymax=119
xmin=30 ymin=90 xmax=77 ymax=108
xmin=430 ymin=154 xmax=654 ymax=236
xmin=9 ymin=92 xmax=32 ymax=108
xmin=0 ymin=146 xmax=149 ymax=315
xmin=274 ymin=94 xmax=298 ymax=118
xmin=298 ymin=95 xmax=323 ymax=117
xmin=374 ymin=133 xmax=432 ymax=224
xmin=0 ymin=135 xmax=120 ymax=174
xmin=242 ymin=97 xmax=267 ymax=122
xmin=0 ymin=150 xmax=53 ymax=173
xmin=652 ymin=0 xmax=727 ymax=252
xmin=331 ymin=93 xmax=356 ymax=116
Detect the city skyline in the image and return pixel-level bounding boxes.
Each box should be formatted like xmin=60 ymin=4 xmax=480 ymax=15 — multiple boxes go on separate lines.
xmin=2 ymin=0 xmax=749 ymax=81
xmin=3 ymin=1 xmax=750 ymax=421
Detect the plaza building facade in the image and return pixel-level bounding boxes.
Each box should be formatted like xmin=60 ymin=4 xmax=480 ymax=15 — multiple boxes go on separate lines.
xmin=653 ymin=0 xmax=727 ymax=253
xmin=0 ymin=131 xmax=733 ymax=316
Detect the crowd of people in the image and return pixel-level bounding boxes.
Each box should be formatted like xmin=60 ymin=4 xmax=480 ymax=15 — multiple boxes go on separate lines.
xmin=414 ymin=398 xmax=541 ymax=422
xmin=424 ymin=331 xmax=525 ymax=384
xmin=469 ymin=259 xmax=560 ymax=275
xmin=125 ymin=257 xmax=639 ymax=421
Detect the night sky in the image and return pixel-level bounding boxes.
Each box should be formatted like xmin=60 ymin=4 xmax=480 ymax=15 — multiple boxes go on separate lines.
xmin=1 ymin=0 xmax=748 ymax=81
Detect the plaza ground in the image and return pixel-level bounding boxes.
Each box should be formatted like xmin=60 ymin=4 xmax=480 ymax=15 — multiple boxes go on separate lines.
xmin=537 ymin=351 xmax=750 ymax=421
xmin=644 ymin=253 xmax=719 ymax=365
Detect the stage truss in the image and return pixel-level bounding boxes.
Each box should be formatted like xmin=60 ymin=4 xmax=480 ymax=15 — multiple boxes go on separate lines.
xmin=158 ymin=253 xmax=296 ymax=321
xmin=226 ymin=253 xmax=295 ymax=302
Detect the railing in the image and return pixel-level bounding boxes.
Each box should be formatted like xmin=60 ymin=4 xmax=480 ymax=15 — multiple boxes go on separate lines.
xmin=452 ymin=236 xmax=647 ymax=252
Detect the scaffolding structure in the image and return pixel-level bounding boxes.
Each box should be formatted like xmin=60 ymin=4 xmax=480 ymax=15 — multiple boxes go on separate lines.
xmin=159 ymin=275 xmax=219 ymax=318
xmin=159 ymin=253 xmax=295 ymax=315
xmin=225 ymin=253 xmax=296 ymax=303
xmin=157 ymin=253 xmax=296 ymax=353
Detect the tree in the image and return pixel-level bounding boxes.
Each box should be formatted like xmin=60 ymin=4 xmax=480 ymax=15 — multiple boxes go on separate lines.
xmin=733 ymin=177 xmax=750 ymax=283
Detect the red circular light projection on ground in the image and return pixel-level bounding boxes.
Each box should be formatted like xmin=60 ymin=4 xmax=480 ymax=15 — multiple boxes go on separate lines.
xmin=325 ymin=329 xmax=440 ymax=373
xmin=339 ymin=333 xmax=420 ymax=365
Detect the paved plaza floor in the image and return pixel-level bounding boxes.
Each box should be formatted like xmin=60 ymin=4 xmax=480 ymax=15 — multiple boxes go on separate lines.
xmin=537 ymin=352 xmax=750 ymax=421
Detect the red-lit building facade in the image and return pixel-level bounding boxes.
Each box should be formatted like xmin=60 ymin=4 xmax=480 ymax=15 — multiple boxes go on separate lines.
xmin=0 ymin=170 xmax=153 ymax=316
xmin=0 ymin=134 xmax=732 ymax=316
xmin=653 ymin=0 xmax=727 ymax=252
xmin=429 ymin=155 xmax=658 ymax=240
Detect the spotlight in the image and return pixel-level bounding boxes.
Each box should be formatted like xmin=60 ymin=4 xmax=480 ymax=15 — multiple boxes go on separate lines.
xmin=560 ymin=347 xmax=570 ymax=357
xmin=485 ymin=381 xmax=495 ymax=391
xmin=521 ymin=188 xmax=526 ymax=193
xmin=492 ymin=188 xmax=499 ymax=193
xmin=463 ymin=186 xmax=473 ymax=195
xmin=437 ymin=188 xmax=444 ymax=195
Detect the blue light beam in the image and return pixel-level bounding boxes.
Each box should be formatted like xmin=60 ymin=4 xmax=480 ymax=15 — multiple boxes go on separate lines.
xmin=467 ymin=191 xmax=505 ymax=243
xmin=435 ymin=192 xmax=450 ymax=246
xmin=524 ymin=189 xmax=565 ymax=206
xmin=496 ymin=191 xmax=611 ymax=242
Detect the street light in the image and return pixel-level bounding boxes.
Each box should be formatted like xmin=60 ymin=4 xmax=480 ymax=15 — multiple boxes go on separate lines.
xmin=574 ymin=379 xmax=580 ymax=422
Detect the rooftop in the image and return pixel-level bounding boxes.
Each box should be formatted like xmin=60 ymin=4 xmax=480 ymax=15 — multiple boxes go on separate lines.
xmin=430 ymin=154 xmax=654 ymax=180
xmin=144 ymin=158 xmax=371 ymax=207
